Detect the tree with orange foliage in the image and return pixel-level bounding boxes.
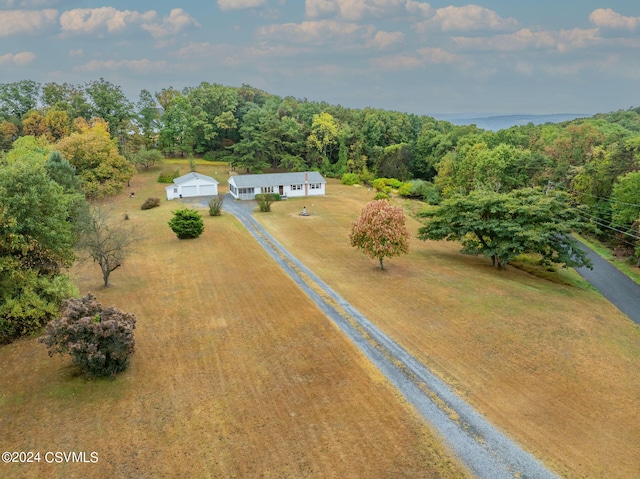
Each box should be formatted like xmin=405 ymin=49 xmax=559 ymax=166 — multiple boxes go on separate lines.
xmin=56 ymin=120 xmax=135 ymax=198
xmin=350 ymin=199 xmax=409 ymax=270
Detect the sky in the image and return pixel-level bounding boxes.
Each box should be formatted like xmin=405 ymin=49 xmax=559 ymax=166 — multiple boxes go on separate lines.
xmin=1 ymin=0 xmax=640 ymax=116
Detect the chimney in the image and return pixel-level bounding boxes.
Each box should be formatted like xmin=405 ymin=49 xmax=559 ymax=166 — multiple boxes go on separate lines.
xmin=304 ymin=172 xmax=309 ymax=196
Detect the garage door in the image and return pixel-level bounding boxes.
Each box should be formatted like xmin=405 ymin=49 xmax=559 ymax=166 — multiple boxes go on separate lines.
xmin=200 ymin=184 xmax=216 ymax=195
xmin=181 ymin=185 xmax=198 ymax=197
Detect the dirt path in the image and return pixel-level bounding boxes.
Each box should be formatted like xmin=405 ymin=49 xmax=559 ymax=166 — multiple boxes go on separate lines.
xmin=222 ymin=196 xmax=559 ymax=479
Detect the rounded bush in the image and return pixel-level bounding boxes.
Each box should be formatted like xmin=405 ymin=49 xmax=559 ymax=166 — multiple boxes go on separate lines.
xmin=168 ymin=208 xmax=204 ymax=239
xmin=39 ymin=293 xmax=136 ymax=378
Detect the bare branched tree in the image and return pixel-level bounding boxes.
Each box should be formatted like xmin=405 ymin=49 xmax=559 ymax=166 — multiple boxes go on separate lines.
xmin=76 ymin=206 xmax=143 ymax=286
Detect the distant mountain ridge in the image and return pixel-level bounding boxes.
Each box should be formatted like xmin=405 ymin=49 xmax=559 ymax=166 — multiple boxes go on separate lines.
xmin=432 ymin=113 xmax=591 ymax=131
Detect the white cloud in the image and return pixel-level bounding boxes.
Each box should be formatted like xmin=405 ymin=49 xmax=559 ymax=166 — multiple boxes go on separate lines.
xmin=0 ymin=9 xmax=57 ymax=36
xmin=453 ymin=27 xmax=600 ymax=53
xmin=589 ymin=8 xmax=640 ymax=30
xmin=0 ymin=0 xmax=58 ymax=6
xmin=75 ymin=58 xmax=169 ymax=73
xmin=368 ymin=30 xmax=404 ymax=49
xmin=259 ymin=19 xmax=371 ymax=44
xmin=369 ymin=54 xmax=422 ymax=71
xmin=405 ymin=0 xmax=432 ymax=17
xmin=217 ymin=0 xmax=266 ymax=10
xmin=515 ymin=61 xmax=533 ymax=76
xmin=414 ymin=5 xmax=518 ymax=32
xmin=69 ymin=48 xmax=83 ymax=57
xmin=417 ymin=46 xmax=458 ymax=64
xmin=142 ymin=8 xmax=200 ymax=39
xmin=60 ymin=7 xmax=156 ymax=35
xmin=0 ymin=51 xmax=36 ymax=65
xmin=306 ymin=0 xmax=406 ymax=20
xmin=174 ymin=42 xmax=309 ymax=67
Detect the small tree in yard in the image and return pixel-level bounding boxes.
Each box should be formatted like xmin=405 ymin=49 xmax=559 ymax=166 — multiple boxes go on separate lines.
xmin=77 ymin=206 xmax=142 ymax=287
xmin=39 ymin=293 xmax=136 ymax=378
xmin=255 ymin=193 xmax=279 ymax=212
xmin=168 ymin=208 xmax=204 ymax=239
xmin=350 ymin=199 xmax=409 ymax=270
xmin=208 ymin=195 xmax=224 ymax=216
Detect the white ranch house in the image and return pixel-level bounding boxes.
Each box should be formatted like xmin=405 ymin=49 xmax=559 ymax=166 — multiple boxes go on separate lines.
xmin=228 ymin=172 xmax=326 ymax=200
xmin=166 ymin=172 xmax=219 ymax=200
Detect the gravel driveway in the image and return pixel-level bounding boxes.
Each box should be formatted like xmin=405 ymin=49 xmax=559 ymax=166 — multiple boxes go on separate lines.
xmin=222 ymin=196 xmax=559 ymax=479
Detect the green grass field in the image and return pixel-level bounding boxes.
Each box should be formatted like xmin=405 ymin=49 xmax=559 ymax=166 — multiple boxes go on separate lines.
xmin=1 ymin=161 xmax=639 ymax=479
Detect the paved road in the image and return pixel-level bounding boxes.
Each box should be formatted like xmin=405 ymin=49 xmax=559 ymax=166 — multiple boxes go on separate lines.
xmin=222 ymin=196 xmax=559 ymax=479
xmin=574 ymin=240 xmax=640 ymax=325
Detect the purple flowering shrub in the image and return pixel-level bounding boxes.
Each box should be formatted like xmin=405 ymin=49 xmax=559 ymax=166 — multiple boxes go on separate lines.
xmin=39 ymin=293 xmax=136 ymax=378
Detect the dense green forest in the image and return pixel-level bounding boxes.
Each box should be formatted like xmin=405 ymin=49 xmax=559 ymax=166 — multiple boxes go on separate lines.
xmin=1 ymin=78 xmax=640 ymax=342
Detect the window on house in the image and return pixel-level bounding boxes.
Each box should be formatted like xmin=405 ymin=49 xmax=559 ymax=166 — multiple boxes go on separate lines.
xmin=291 ymin=184 xmax=302 ymax=191
xmin=310 ymin=183 xmax=321 ymax=189
xmin=263 ymin=186 xmax=274 ymax=193
xmin=174 ymin=188 xmax=178 ymax=193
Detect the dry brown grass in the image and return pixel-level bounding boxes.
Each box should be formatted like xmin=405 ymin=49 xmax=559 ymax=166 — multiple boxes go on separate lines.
xmin=0 ymin=164 xmax=470 ymax=479
xmin=256 ymin=180 xmax=640 ymax=479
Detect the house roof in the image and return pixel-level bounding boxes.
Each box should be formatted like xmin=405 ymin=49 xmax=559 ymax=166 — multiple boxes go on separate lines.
xmin=229 ymin=171 xmax=326 ymax=188
xmin=173 ymin=172 xmax=218 ymax=185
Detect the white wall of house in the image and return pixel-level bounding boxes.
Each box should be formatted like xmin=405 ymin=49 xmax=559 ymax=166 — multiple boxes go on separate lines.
xmin=286 ymin=182 xmax=325 ymax=198
xmin=229 ymin=174 xmax=326 ymax=200
xmin=166 ymin=177 xmax=219 ymax=200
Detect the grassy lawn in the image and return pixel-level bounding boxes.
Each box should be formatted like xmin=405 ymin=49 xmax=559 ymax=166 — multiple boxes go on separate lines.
xmin=256 ymin=180 xmax=640 ymax=479
xmin=0 ymin=163 xmax=470 ymax=479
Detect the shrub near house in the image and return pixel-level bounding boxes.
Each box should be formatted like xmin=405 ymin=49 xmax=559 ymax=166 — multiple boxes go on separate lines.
xmin=168 ymin=208 xmax=204 ymax=239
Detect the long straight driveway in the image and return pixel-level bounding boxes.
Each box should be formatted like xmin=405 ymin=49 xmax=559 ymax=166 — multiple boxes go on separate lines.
xmin=222 ymin=196 xmax=558 ymax=479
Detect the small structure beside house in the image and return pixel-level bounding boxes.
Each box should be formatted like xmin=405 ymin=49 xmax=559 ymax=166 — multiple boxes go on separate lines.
xmin=166 ymin=172 xmax=219 ymax=200
xmin=228 ymin=171 xmax=326 ymax=201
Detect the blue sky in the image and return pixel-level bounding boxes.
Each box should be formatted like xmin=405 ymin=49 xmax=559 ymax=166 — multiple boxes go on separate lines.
xmin=1 ymin=0 xmax=639 ymax=115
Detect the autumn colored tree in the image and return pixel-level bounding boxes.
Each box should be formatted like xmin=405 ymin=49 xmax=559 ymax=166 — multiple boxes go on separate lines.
xmin=44 ymin=109 xmax=71 ymax=141
xmin=21 ymin=110 xmax=49 ymax=138
xmin=350 ymin=199 xmax=409 ymax=270
xmin=307 ymin=112 xmax=339 ymax=165
xmin=55 ymin=120 xmax=135 ymax=198
xmin=0 ymin=120 xmax=18 ymax=151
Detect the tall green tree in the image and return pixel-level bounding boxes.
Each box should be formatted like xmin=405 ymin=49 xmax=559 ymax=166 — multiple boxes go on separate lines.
xmin=84 ymin=78 xmax=133 ymax=146
xmin=45 ymin=151 xmax=83 ymax=193
xmin=135 ymin=89 xmax=160 ymax=149
xmin=160 ymin=94 xmax=195 ymax=157
xmin=0 ymin=80 xmax=40 ymax=121
xmin=0 ymin=158 xmax=78 ymax=343
xmin=418 ymin=188 xmax=591 ymax=270
xmin=231 ymin=107 xmax=273 ymax=173
xmin=611 ymin=171 xmax=640 ymax=226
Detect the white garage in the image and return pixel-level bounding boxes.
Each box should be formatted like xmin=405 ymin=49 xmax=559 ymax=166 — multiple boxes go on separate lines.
xmin=166 ymin=172 xmax=219 ymax=200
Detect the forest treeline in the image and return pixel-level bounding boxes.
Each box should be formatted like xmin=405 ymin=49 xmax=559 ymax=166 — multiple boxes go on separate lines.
xmin=2 ymin=78 xmax=639 ymax=246
xmin=1 ymin=78 xmax=640 ymax=342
